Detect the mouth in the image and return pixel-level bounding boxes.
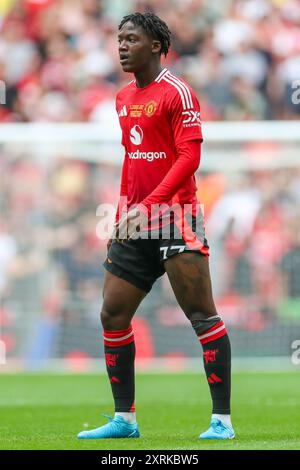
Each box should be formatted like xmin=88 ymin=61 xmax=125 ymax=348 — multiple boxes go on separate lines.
xmin=120 ymin=56 xmax=130 ymax=65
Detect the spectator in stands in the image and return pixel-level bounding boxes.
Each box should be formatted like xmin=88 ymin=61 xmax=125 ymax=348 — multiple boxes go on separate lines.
xmin=0 ymin=0 xmax=300 ymax=122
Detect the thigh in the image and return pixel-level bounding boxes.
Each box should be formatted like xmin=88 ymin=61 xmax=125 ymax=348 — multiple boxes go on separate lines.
xmin=164 ymin=252 xmax=217 ymax=320
xmin=102 ymin=269 xmax=147 ymax=320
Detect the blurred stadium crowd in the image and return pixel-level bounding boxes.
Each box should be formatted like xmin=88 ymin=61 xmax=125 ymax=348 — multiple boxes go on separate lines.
xmin=0 ymin=0 xmax=300 ymax=366
xmin=0 ymin=0 xmax=300 ymax=122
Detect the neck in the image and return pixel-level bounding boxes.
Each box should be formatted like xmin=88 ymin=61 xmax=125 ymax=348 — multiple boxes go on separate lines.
xmin=134 ymin=61 xmax=163 ymax=88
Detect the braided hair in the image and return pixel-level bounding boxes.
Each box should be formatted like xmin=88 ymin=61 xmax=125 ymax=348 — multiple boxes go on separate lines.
xmin=118 ymin=12 xmax=171 ymax=57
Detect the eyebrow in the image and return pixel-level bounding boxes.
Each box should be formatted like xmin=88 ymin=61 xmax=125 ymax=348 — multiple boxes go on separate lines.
xmin=118 ymin=32 xmax=139 ymax=40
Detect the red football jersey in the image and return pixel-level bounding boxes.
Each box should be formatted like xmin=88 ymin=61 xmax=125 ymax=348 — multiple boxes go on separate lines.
xmin=116 ymin=68 xmax=203 ymax=212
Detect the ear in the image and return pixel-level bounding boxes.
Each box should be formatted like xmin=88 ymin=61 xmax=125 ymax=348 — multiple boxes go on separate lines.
xmin=152 ymin=40 xmax=161 ymax=55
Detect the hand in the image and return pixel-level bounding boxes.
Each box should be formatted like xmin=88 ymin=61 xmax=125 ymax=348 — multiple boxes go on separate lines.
xmin=114 ymin=206 xmax=148 ymax=241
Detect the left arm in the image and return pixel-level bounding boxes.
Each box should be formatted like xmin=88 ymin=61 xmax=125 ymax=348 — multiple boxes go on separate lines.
xmin=141 ymin=139 xmax=201 ymax=209
xmin=141 ymin=84 xmax=203 ymax=211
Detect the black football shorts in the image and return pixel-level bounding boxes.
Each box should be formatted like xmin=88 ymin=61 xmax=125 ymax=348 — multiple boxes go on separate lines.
xmin=103 ymin=212 xmax=209 ymax=293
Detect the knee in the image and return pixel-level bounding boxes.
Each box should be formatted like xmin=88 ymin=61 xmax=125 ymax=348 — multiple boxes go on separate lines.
xmin=100 ymin=308 xmax=112 ymax=330
xmin=100 ymin=305 xmax=130 ymax=331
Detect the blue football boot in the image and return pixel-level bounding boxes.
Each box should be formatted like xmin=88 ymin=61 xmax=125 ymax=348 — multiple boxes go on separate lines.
xmin=199 ymin=418 xmax=235 ymax=440
xmin=77 ymin=415 xmax=140 ymax=439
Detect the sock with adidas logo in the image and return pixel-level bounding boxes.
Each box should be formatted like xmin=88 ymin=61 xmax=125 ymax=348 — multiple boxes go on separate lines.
xmin=103 ymin=326 xmax=136 ymax=413
xmin=192 ymin=317 xmax=231 ymax=415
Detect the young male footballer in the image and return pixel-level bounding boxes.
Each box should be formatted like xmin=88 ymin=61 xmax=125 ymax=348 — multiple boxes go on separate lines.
xmin=78 ymin=12 xmax=234 ymax=440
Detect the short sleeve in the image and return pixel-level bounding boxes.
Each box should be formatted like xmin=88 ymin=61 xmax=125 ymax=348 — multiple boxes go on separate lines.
xmin=168 ymin=85 xmax=203 ymax=145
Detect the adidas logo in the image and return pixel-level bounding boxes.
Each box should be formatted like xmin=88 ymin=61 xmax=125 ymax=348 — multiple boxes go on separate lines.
xmin=118 ymin=105 xmax=127 ymax=117
xmin=207 ymin=373 xmax=222 ymax=384
xmin=110 ymin=376 xmax=121 ymax=384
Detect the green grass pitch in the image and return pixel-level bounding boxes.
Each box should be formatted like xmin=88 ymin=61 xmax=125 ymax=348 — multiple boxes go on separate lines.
xmin=0 ymin=372 xmax=299 ymax=450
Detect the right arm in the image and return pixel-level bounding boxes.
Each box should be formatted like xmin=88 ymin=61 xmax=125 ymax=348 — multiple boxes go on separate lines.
xmin=108 ymin=153 xmax=128 ymax=250
xmin=115 ymin=152 xmax=128 ymax=223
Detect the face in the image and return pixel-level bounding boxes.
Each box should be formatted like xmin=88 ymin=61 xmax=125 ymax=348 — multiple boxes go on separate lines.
xmin=118 ymin=21 xmax=161 ymax=73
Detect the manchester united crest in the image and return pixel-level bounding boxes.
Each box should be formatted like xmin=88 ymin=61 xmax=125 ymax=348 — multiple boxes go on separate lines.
xmin=143 ymin=100 xmax=157 ymax=117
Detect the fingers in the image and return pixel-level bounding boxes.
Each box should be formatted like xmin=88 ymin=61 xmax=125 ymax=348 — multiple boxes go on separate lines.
xmin=113 ymin=209 xmax=144 ymax=241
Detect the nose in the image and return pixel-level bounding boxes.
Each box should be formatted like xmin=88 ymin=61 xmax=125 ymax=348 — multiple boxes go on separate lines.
xmin=119 ymin=40 xmax=128 ymax=52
